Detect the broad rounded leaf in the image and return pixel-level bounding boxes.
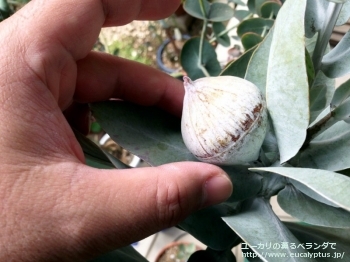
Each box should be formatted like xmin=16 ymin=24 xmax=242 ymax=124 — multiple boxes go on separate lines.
xmin=260 ymin=1 xmax=281 ymax=18
xmin=266 ymin=0 xmax=309 ymax=163
xmin=220 ymin=47 xmax=256 ymax=78
xmin=251 ymin=167 xmax=350 ymax=212
xmin=212 ymin=22 xmax=230 ymax=47
xmin=333 ymin=97 xmax=350 ymax=120
xmin=278 ymin=185 xmax=350 ymax=228
xmin=234 ymin=10 xmax=251 ymax=21
xmin=183 ymin=0 xmax=210 ymax=20
xmin=181 ymin=37 xmax=221 ymax=80
xmin=208 ymin=2 xmax=234 ymax=22
xmin=237 ymin=18 xmax=274 ymax=38
xmin=91 ymin=101 xmax=197 ymax=166
xmin=223 ymin=197 xmax=314 ymax=262
xmin=321 ymin=30 xmax=350 ymax=78
xmin=241 ymin=32 xmax=263 ymax=50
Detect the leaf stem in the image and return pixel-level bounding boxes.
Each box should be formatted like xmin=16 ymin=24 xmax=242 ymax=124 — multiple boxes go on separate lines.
xmin=209 ymin=23 xmax=238 ymax=43
xmin=312 ymin=2 xmax=343 ymax=73
xmin=198 ymin=0 xmax=210 ymax=77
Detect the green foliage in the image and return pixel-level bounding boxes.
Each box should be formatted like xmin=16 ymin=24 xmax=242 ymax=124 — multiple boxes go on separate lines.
xmin=79 ymin=0 xmax=350 ymax=260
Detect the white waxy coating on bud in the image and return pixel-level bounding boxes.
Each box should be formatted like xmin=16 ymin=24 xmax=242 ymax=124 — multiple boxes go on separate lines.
xmin=181 ymin=76 xmax=268 ymax=165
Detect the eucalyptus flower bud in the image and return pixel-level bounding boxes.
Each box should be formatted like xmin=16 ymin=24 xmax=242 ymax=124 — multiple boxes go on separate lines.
xmin=181 ymin=76 xmax=267 ymax=165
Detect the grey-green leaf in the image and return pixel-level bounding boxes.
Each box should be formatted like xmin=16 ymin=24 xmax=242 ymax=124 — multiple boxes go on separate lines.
xmin=305 ymin=0 xmax=329 ymax=37
xmin=236 ymin=18 xmax=274 ymax=38
xmin=208 ymin=2 xmax=234 ymax=22
xmin=266 ymin=0 xmax=309 ymax=163
xmin=183 ymin=0 xmax=210 ymax=20
xmin=250 ymin=167 xmax=350 ymax=212
xmin=212 ymin=22 xmax=230 ymax=47
xmin=321 ymin=30 xmax=350 ymax=78
xmin=181 ymin=37 xmax=221 ymax=80
xmin=220 ymin=47 xmax=256 ymax=78
xmin=245 ymin=27 xmax=274 ymax=95
xmin=336 ymin=0 xmax=350 ymax=25
xmin=331 ymin=78 xmax=350 ymax=107
xmin=299 ymin=121 xmax=350 ymax=171
xmin=277 ymin=185 xmax=350 ymax=228
xmin=223 ymin=197 xmax=314 ymax=262
xmin=91 ymin=101 xmax=197 ymax=166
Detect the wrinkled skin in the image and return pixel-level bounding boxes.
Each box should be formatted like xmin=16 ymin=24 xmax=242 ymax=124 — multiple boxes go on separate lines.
xmin=0 ymin=0 xmax=232 ymax=261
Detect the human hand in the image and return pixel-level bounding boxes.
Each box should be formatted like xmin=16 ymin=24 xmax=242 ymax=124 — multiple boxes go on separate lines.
xmin=0 ymin=0 xmax=233 ymax=261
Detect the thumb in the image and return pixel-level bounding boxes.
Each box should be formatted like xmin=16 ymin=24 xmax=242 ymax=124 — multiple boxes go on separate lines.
xmin=71 ymin=162 xmax=232 ymax=258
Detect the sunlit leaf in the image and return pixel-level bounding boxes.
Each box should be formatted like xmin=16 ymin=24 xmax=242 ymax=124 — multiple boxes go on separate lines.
xmin=245 ymin=27 xmax=274 ymax=95
xmin=266 ymin=0 xmax=309 ymax=163
xmin=91 ymin=101 xmax=197 ymax=166
xmin=251 ymin=167 xmax=350 ymax=212
xmin=336 ymin=0 xmax=350 ymax=25
xmin=278 ymin=185 xmax=350 ymax=228
xmin=223 ymin=197 xmax=313 ymax=262
xmin=181 ymin=37 xmax=221 ymax=80
xmin=220 ymin=47 xmax=256 ymax=78
xmin=237 ymin=18 xmax=274 ymax=38
xmin=321 ymin=30 xmax=350 ymax=78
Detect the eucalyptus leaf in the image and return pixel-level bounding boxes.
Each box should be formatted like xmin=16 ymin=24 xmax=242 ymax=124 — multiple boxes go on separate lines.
xmin=220 ymin=47 xmax=257 ymax=78
xmin=208 ymin=2 xmax=234 ymax=22
xmin=331 ymin=78 xmax=350 ymax=107
xmin=326 ymin=0 xmax=349 ymax=3
xmin=336 ymin=0 xmax=350 ymax=25
xmin=234 ymin=10 xmax=252 ymax=21
xmin=236 ymin=18 xmax=274 ymax=38
xmin=290 ymin=179 xmax=339 ymax=207
xmin=333 ymin=96 xmax=350 ymax=120
xmin=183 ymin=0 xmax=210 ymax=20
xmin=300 ymin=122 xmax=350 ymax=171
xmin=241 ymin=32 xmax=263 ymax=50
xmin=259 ymin=172 xmax=287 ymax=198
xmin=180 ymin=205 xmax=239 ymax=251
xmin=245 ymin=27 xmax=274 ymax=95
xmin=321 ymin=30 xmax=350 ymax=78
xmin=222 ymin=166 xmax=262 ymax=203
xmin=212 ymin=22 xmax=230 ymax=47
xmin=305 ymin=0 xmax=329 ymax=37
xmin=260 ymin=1 xmax=281 ymax=18
xmin=285 ymin=222 xmax=350 ymax=261
xmin=309 ymin=71 xmax=335 ymax=123
xmin=266 ymin=0 xmax=309 ymax=163
xmin=250 ymin=167 xmax=350 ymax=212
xmin=223 ymin=197 xmax=314 ymax=262
xmin=91 ymin=101 xmax=197 ymax=166
xmin=89 ymin=246 xmax=148 ymax=262
xmin=278 ymin=185 xmax=350 ymax=228
xmin=181 ymin=37 xmax=221 ymax=80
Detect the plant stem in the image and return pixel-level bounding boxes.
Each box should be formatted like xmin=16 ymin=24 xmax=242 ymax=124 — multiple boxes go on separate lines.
xmin=198 ymin=0 xmax=210 ymax=77
xmin=209 ymin=24 xmax=238 ymax=43
xmin=302 ymin=110 xmax=338 ymax=149
xmin=312 ymin=2 xmax=343 ymax=73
